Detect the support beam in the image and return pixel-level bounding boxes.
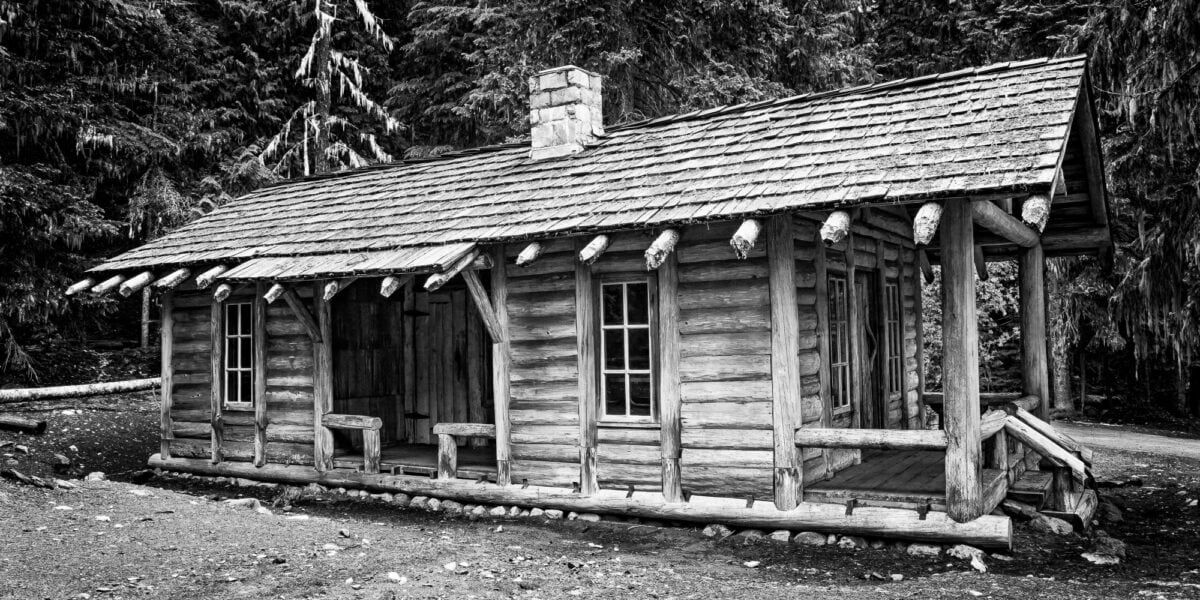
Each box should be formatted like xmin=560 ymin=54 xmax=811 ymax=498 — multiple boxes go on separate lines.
xmin=118 ymin=271 xmax=155 ymax=297
xmin=1002 ymin=417 xmax=1086 ymax=485
xmin=767 ymin=215 xmax=802 ymax=509
xmin=941 ymin=200 xmax=983 ymax=523
xmin=819 ymin=210 xmax=852 ymax=246
xmin=379 ymin=275 xmax=411 ymax=298
xmin=1020 ymin=194 xmax=1052 ymax=233
xmin=515 ymin=242 xmax=543 ymax=267
xmin=813 ymin=223 xmax=835 ymax=477
xmin=264 ymin=283 xmax=286 ymax=304
xmin=281 ymin=288 xmax=321 ymax=343
xmin=160 ymin=292 xmax=174 ymax=459
xmin=322 ymin=277 xmax=358 ymax=301
xmin=66 ymin=278 xmax=96 ymax=296
xmin=973 ymin=246 xmax=988 ymax=281
xmin=154 ymin=268 xmax=191 ymax=290
xmin=794 ymin=428 xmax=948 ymax=450
xmin=644 ymin=229 xmax=680 ymax=270
xmin=461 ymin=269 xmax=505 ymax=343
xmin=1019 ymin=243 xmax=1050 ymax=421
xmin=91 ymin=275 xmax=126 ymax=295
xmin=213 ymin=283 xmax=235 ymax=303
xmin=913 ymin=202 xmax=943 ymax=246
xmin=425 ymin=250 xmax=483 ymax=292
xmin=491 ymin=246 xmax=512 ymax=485
xmin=195 ymin=265 xmax=228 ymax=289
xmin=970 ymin=200 xmax=1039 ymax=248
xmin=657 ymin=249 xmax=683 ymax=503
xmin=574 ymin=238 xmax=599 ymax=495
xmin=917 ymin=249 xmax=935 ymax=284
xmin=312 ymin=281 xmax=334 ymax=471
xmin=253 ymin=282 xmax=268 ymax=468
xmin=578 ymin=235 xmax=610 ymax=265
xmin=730 ymin=219 xmax=762 ymax=259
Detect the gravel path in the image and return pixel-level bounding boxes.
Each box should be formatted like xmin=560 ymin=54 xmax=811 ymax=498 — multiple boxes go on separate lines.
xmin=1054 ymin=421 xmax=1200 ymax=461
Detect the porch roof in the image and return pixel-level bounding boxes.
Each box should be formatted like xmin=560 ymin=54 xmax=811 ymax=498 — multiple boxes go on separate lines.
xmin=93 ymin=55 xmax=1103 ymax=277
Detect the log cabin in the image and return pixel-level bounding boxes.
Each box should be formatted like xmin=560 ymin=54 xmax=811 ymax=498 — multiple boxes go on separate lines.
xmin=73 ymin=55 xmax=1110 ymax=550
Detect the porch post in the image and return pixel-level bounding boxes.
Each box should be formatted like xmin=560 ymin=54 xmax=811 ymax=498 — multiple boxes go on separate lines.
xmin=657 ymin=249 xmax=684 ymax=502
xmin=313 ymin=281 xmax=335 ymax=471
xmin=767 ymin=215 xmax=802 ymax=509
xmin=491 ymin=245 xmax=513 ymax=485
xmin=574 ymin=239 xmax=599 ymax=495
xmin=942 ymin=201 xmax=983 ymax=522
xmin=1019 ymin=243 xmax=1050 ymax=420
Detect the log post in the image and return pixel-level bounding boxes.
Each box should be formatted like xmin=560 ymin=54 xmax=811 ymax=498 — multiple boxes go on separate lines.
xmin=575 ymin=238 xmax=599 ymax=495
xmin=813 ymin=222 xmax=834 ymax=476
xmin=437 ymin=433 xmax=457 ymax=480
xmin=160 ymin=292 xmax=174 ymax=459
xmin=313 ymin=281 xmax=334 ymax=471
xmin=1020 ymin=243 xmax=1050 ymax=421
xmin=941 ymin=199 xmax=983 ymax=522
xmin=914 ymin=248 xmax=927 ymax=428
xmin=363 ymin=428 xmax=381 ymax=475
xmin=253 ymin=282 xmax=268 ymax=468
xmin=657 ymin=250 xmax=683 ymax=503
xmin=767 ymin=215 xmax=802 ymax=509
xmin=209 ymin=294 xmax=224 ymax=464
xmin=492 ymin=246 xmax=512 ymax=485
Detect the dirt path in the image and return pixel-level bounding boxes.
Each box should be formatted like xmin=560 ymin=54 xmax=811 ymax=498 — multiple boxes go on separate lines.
xmin=1054 ymin=421 xmax=1200 ymax=460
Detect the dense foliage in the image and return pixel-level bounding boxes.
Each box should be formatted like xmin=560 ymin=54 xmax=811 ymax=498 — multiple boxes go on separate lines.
xmin=2 ymin=0 xmax=1199 ymax=416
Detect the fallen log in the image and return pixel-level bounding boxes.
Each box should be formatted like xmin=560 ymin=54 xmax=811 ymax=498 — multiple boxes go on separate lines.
xmin=0 ymin=377 xmax=160 ymax=404
xmin=0 ymin=415 xmax=47 ymax=434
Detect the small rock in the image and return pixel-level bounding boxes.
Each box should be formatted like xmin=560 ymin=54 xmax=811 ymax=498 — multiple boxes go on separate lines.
xmin=969 ymin=555 xmax=987 ymax=573
xmin=441 ymin=500 xmax=463 ymax=513
xmin=409 ymin=496 xmax=428 ymax=509
xmin=1091 ymin=532 xmax=1127 ymax=559
xmin=369 ymin=493 xmax=390 ymax=502
xmin=890 ymin=574 xmax=904 ymax=582
xmin=338 ymin=529 xmax=351 ymax=538
xmin=507 ymin=506 xmax=522 ymax=517
xmin=907 ymin=543 xmax=942 ymax=557
xmin=54 ymin=479 xmax=77 ymax=490
xmin=543 ymin=509 xmax=564 ymax=519
xmin=742 ymin=561 xmax=761 ymax=568
xmin=346 ymin=489 xmax=364 ymax=498
xmin=443 ymin=562 xmax=457 ymax=571
xmin=285 ymin=515 xmax=310 ymax=521
xmin=734 ymin=529 xmax=766 ymax=543
xmin=518 ymin=509 xmax=530 ymax=517
xmin=825 ymin=534 xmax=838 ymax=545
xmin=991 ymin=553 xmax=1014 ymax=562
xmin=1095 ymin=499 xmax=1123 ymax=524
xmin=702 ymin=524 xmax=734 ymax=540
xmin=303 ymin=483 xmax=326 ymax=496
xmin=567 ymin=511 xmax=579 ymax=520
xmin=334 ymin=487 xmax=347 ymax=495
xmin=869 ymin=539 xmax=886 ymax=549
xmin=95 ymin=516 xmax=110 ymax=522
xmin=84 ymin=472 xmax=105 ymax=482
xmin=426 ymin=498 xmax=442 ymax=512
xmin=769 ymin=530 xmax=792 ymax=543
xmin=947 ymin=544 xmax=985 ymax=561
xmin=471 ymin=506 xmax=488 ymax=518
xmin=792 ymin=531 xmax=826 ymax=546
xmin=889 ymin=541 xmax=909 ymax=552
xmin=1030 ymin=515 xmax=1074 ymax=535
xmin=576 ymin=513 xmax=601 ymax=522
xmin=1081 ymin=552 xmax=1119 ymax=565
xmin=392 ymin=493 xmax=410 ymax=507
xmin=530 ymin=507 xmax=545 ymax=517
xmin=837 ymin=535 xmax=868 ymax=549
xmin=386 ymin=572 xmax=406 ymax=583
xmin=489 ymin=506 xmax=507 ymax=517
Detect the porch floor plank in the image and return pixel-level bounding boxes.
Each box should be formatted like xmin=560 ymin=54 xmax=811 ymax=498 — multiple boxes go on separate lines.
xmin=805 ymin=450 xmax=1002 ymax=513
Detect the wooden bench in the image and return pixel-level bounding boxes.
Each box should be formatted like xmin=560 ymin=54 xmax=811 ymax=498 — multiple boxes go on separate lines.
xmin=433 ymin=422 xmax=496 ymax=480
xmin=323 ymin=413 xmax=383 ymax=474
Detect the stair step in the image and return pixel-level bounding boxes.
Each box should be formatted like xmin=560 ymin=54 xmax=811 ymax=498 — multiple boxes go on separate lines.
xmin=1008 ymin=471 xmax=1053 ymax=508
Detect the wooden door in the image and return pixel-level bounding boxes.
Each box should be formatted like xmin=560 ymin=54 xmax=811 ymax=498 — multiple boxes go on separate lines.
xmin=331 ymin=282 xmax=404 ymax=447
xmin=855 ymin=272 xmax=885 ymax=429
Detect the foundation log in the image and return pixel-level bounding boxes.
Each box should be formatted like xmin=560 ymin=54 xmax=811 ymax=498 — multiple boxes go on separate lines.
xmin=794 ymin=428 xmax=948 ymax=450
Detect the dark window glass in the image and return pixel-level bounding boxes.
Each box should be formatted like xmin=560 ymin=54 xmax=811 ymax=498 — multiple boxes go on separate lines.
xmin=628 ymin=375 xmax=652 ymax=416
xmin=603 ymin=329 xmax=625 ymax=370
xmin=627 ymin=329 xmax=651 ymax=370
xmin=625 ymin=282 xmax=649 ymax=324
xmin=602 ymin=285 xmax=624 ymax=324
xmin=605 ymin=374 xmax=626 ymax=416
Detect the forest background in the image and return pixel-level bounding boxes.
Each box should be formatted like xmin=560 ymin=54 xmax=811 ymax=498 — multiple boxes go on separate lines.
xmin=2 ymin=0 xmax=1198 ymax=427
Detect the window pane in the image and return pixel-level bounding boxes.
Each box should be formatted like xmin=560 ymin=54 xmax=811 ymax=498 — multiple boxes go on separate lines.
xmin=240 ymin=304 xmax=252 ymax=330
xmin=627 ymin=328 xmax=651 ymax=370
xmin=602 ymin=285 xmax=623 ymax=324
xmin=226 ymin=338 xmax=238 ymax=369
xmin=240 ymin=372 xmax=253 ymax=405
xmin=240 ymin=338 xmax=253 ymax=369
xmin=603 ymin=329 xmax=625 ymax=370
xmin=604 ymin=374 xmax=626 ymax=417
xmin=625 ymin=283 xmax=649 ymax=325
xmin=628 ymin=375 xmax=652 ymax=416
xmin=225 ymin=372 xmax=236 ymax=404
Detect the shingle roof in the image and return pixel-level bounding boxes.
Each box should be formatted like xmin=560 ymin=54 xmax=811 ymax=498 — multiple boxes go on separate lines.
xmin=94 ymin=55 xmax=1090 ymax=276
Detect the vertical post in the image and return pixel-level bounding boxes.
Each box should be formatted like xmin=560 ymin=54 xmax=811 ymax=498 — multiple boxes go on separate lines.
xmin=492 ymin=245 xmax=512 ymax=485
xmin=141 ymin=287 xmax=152 ymax=349
xmin=1020 ymin=243 xmax=1050 ymax=420
xmin=846 ymin=230 xmax=862 ymax=433
xmin=437 ymin=433 xmax=457 ymax=480
xmin=253 ymin=282 xmax=268 ymax=468
xmin=814 ymin=224 xmax=834 ymax=476
xmin=313 ymin=281 xmax=334 ymax=471
xmin=574 ymin=238 xmax=599 ymax=495
xmin=210 ymin=295 xmax=224 ymax=464
xmin=658 ymin=251 xmax=683 ymax=502
xmin=767 ymin=216 xmax=802 ymax=509
xmin=160 ymin=291 xmax=174 ymax=459
xmin=991 ymin=430 xmax=1010 ymax=481
xmin=363 ymin=427 xmax=381 ymax=474
xmin=942 ymin=200 xmax=983 ymax=522
xmin=875 ymin=241 xmax=892 ymax=428
xmin=914 ymin=248 xmax=926 ymax=429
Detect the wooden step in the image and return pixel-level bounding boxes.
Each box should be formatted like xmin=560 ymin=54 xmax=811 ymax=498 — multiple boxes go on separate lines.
xmin=1008 ymin=470 xmax=1053 ymax=508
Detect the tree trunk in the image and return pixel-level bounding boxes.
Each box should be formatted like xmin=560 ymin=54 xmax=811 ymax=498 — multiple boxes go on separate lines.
xmin=1046 ymin=267 xmax=1074 ymax=416
xmin=312 ymin=10 xmax=333 ymax=175
xmin=1188 ymin=363 xmax=1200 ymax=417
xmin=140 ymin=287 xmax=151 ymax=349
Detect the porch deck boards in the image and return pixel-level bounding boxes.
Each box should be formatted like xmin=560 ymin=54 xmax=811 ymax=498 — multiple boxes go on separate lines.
xmin=805 ymin=450 xmax=1004 ymax=512
xmin=333 ymin=444 xmax=497 ymax=479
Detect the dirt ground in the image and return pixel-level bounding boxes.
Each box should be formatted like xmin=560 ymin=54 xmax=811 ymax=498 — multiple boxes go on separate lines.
xmin=2 ymin=393 xmax=1200 ymax=599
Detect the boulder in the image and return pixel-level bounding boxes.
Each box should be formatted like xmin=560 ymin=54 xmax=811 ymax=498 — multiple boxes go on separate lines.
xmin=825 ymin=534 xmax=838 ymax=545
xmin=488 ymin=506 xmax=507 ymax=517
xmin=470 ymin=506 xmax=488 ymax=518
xmin=392 ymin=493 xmax=410 ymax=507
xmin=576 ymin=513 xmax=601 ymax=522
xmin=530 ymin=508 xmax=545 ymax=517
xmin=702 ymin=524 xmax=734 ymax=540
xmin=567 ymin=511 xmax=579 ymax=520
xmin=84 ymin=472 xmax=105 ymax=482
xmin=426 ymin=498 xmax=442 ymax=512
xmin=1030 ymin=515 xmax=1074 ymax=536
xmin=791 ymin=531 xmax=826 ymax=546
xmin=769 ymin=530 xmax=792 ymax=543
xmin=907 ymin=543 xmax=942 ymax=557
xmin=409 ymin=496 xmax=428 ymax=510
xmin=441 ymin=500 xmax=463 ymax=514
xmin=543 ymin=509 xmax=564 ymax=519
xmin=508 ymin=506 xmax=522 ymax=517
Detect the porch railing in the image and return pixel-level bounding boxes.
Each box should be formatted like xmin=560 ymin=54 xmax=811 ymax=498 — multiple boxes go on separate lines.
xmin=433 ymin=422 xmax=496 ymax=480
xmin=324 ymin=413 xmax=383 ymax=474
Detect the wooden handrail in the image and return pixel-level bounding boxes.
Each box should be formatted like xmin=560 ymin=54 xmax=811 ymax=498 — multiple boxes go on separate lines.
xmin=321 ymin=413 xmax=381 ymax=474
xmin=436 ymin=422 xmax=497 ymax=480
xmin=433 ymin=422 xmax=496 ymax=438
xmin=794 ymin=428 xmax=947 ymax=451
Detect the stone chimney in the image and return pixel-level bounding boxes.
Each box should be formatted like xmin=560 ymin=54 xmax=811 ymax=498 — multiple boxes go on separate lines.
xmin=528 ymin=65 xmax=603 ymax=160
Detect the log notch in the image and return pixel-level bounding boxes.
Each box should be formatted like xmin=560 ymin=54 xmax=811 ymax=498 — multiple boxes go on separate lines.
xmin=767 ymin=215 xmax=802 ymax=509
xmin=574 ymin=237 xmax=599 ymax=495
xmin=941 ymin=199 xmax=983 ymax=522
xmin=1019 ymin=243 xmax=1050 ymax=421
xmin=578 ymin=235 xmax=610 ymax=265
xmin=253 ymin=282 xmax=268 ymax=468
xmin=730 ymin=219 xmax=762 ymax=259
xmin=195 ymin=265 xmax=228 ymax=289
xmin=819 ymin=210 xmax=852 ymax=246
xmin=91 ymin=275 xmax=126 ymax=295
xmin=491 ymin=246 xmax=512 ymax=485
xmin=913 ymin=202 xmax=942 ymax=246
xmin=160 ymin=292 xmax=174 ymax=459
xmin=118 ymin=271 xmax=155 ymax=297
xmin=515 ymin=242 xmax=543 ymax=267
xmin=154 ymin=268 xmax=191 ymax=290
xmin=379 ymin=275 xmax=410 ymax=298
xmin=312 ymin=281 xmax=334 ymax=471
xmin=1020 ymin=194 xmax=1052 ymax=232
xmin=66 ymin=278 xmax=96 ymax=296
xmin=657 ymin=245 xmax=683 ymax=502
xmin=209 ymin=294 xmax=225 ymax=464
xmin=970 ymin=199 xmax=1039 ymax=247
xmin=644 ymin=229 xmax=680 ymax=270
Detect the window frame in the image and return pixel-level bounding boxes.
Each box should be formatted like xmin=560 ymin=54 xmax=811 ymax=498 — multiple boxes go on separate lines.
xmin=222 ymin=301 xmax=256 ymax=411
xmin=827 ymin=272 xmax=853 ymax=416
xmin=883 ymin=280 xmax=904 ymax=398
xmin=595 ymin=274 xmax=659 ymax=425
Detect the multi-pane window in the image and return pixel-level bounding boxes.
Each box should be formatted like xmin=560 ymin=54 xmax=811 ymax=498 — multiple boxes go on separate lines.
xmin=223 ymin=302 xmax=254 ymax=409
xmin=828 ymin=275 xmax=852 ymax=412
xmin=600 ymin=280 xmax=655 ymax=420
xmin=884 ymin=282 xmax=904 ymax=396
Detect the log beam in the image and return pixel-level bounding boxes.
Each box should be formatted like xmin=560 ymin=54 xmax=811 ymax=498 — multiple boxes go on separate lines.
xmin=213 ymin=283 xmax=236 ymax=303
xmin=970 ymin=200 xmax=1039 ymax=248
xmin=195 ymin=265 xmax=228 ymax=289
xmin=263 ymin=283 xmax=286 ymax=304
xmin=425 ymin=250 xmax=483 ymax=292
xmin=730 ymin=219 xmax=762 ymax=259
xmin=118 ymin=271 xmax=155 ymax=297
xmin=913 ymin=202 xmax=943 ymax=246
xmin=322 ymin=277 xmax=358 ymax=301
xmin=91 ymin=275 xmax=126 ymax=295
xmin=281 ymin=288 xmax=321 ymax=343
xmin=819 ymin=210 xmax=852 ymax=246
xmin=154 ymin=268 xmax=191 ymax=290
xmin=578 ymin=235 xmax=610 ymax=265
xmin=380 ymin=275 xmax=411 ymax=298
xmin=1020 ymin=194 xmax=1052 ymax=233
xmin=794 ymin=428 xmax=948 ymax=450
xmin=644 ymin=229 xmax=680 ymax=270
xmin=515 ymin=242 xmax=543 ymax=267
xmin=66 ymin=278 xmax=96 ymax=296
xmin=462 ymin=269 xmax=505 ymax=343
xmin=917 ymin=249 xmax=935 ymax=284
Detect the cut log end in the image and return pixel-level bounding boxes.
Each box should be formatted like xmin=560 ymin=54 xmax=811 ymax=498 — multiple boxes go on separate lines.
xmin=65 ymin=278 xmax=96 ymax=296
xmin=579 ymin=235 xmax=611 ymax=265
xmin=195 ymin=265 xmax=229 ymax=289
xmin=1020 ymin=194 xmax=1052 ymax=233
xmin=264 ymin=283 xmax=286 ymax=304
xmin=913 ymin=202 xmax=943 ymax=246
xmin=380 ymin=275 xmax=408 ymax=298
xmin=819 ymin=211 xmax=852 ymax=246
xmin=644 ymin=229 xmax=680 ymax=270
xmin=730 ymin=219 xmax=762 ymax=260
xmin=515 ymin=242 xmax=544 ymax=267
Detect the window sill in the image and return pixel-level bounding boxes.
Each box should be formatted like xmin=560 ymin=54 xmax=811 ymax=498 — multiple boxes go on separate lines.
xmin=597 ymin=421 xmax=660 ymax=430
xmin=223 ymin=404 xmax=255 ymax=412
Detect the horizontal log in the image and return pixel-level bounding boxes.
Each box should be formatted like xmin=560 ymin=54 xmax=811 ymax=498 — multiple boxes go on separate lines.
xmin=0 ymin=415 xmax=47 ymax=434
xmin=794 ymin=428 xmax=948 ymax=450
xmin=118 ymin=271 xmax=155 ymax=297
xmin=0 ymin=377 xmax=160 ymax=403
xmin=148 ymin=455 xmax=1012 ymax=549
xmin=970 ymin=200 xmax=1039 ymax=248
xmin=1008 ymin=404 xmax=1092 ymax=466
xmin=432 ymin=422 xmax=497 ymax=438
xmin=323 ymin=414 xmax=382 ymax=430
xmin=1002 ymin=417 xmax=1086 ymax=485
xmin=65 ymin=278 xmax=96 ymax=296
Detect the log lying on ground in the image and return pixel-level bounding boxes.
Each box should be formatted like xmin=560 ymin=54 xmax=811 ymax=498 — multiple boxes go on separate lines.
xmin=149 ymin=454 xmax=1013 ymax=549
xmin=0 ymin=415 xmax=47 ymax=434
xmin=0 ymin=377 xmax=160 ymax=404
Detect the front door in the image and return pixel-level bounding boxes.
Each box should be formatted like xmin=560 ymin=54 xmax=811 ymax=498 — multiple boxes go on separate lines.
xmin=855 ymin=272 xmax=885 ymax=428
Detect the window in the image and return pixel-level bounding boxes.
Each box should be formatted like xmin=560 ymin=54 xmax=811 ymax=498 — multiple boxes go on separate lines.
xmin=223 ymin=302 xmax=255 ymax=409
xmin=600 ymin=280 xmax=655 ymax=421
xmin=828 ymin=275 xmax=852 ymax=413
xmin=883 ymin=282 xmax=904 ymax=396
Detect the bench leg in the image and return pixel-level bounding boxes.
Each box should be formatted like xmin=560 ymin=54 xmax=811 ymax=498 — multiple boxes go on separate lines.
xmin=438 ymin=433 xmax=457 ymax=480
xmin=363 ymin=428 xmax=381 ymax=474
